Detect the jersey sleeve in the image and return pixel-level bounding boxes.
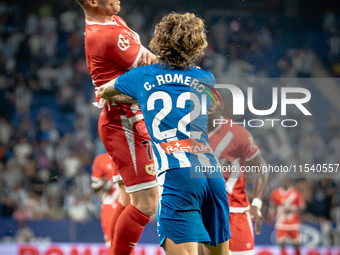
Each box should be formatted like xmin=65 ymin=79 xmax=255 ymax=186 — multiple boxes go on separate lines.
xmin=115 ymin=66 xmax=144 ymax=99
xmin=236 ymin=126 xmax=259 ymax=161
xmin=103 ymin=27 xmax=143 ymax=69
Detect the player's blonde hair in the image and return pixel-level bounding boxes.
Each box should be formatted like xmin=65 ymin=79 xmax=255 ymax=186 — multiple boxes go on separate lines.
xmin=149 ymin=12 xmax=208 ymax=69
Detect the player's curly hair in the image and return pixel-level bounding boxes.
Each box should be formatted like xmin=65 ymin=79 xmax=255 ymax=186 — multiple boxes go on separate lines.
xmin=149 ymin=12 xmax=208 ymax=69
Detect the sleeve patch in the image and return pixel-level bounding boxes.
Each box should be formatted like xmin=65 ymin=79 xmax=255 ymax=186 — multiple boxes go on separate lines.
xmin=118 ymin=34 xmax=130 ymax=51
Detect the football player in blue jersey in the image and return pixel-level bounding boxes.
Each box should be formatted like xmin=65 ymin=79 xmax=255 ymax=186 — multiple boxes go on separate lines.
xmin=98 ymin=12 xmax=230 ymax=255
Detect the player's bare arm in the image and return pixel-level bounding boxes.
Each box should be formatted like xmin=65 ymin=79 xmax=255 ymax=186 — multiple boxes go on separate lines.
xmin=247 ymin=152 xmax=269 ymax=235
xmin=110 ymin=94 xmax=137 ymax=104
xmin=107 ymin=48 xmax=156 ymax=104
xmin=135 ymin=47 xmax=158 ymax=67
xmin=97 ymin=78 xmax=121 ymax=99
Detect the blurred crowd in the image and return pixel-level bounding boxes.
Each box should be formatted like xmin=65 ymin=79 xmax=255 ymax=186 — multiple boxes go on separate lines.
xmin=0 ymin=0 xmax=340 ymax=245
xmin=323 ymin=8 xmax=340 ymax=76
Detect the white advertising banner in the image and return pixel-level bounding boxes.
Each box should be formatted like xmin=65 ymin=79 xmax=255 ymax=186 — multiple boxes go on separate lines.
xmin=0 ymin=244 xmax=339 ymax=255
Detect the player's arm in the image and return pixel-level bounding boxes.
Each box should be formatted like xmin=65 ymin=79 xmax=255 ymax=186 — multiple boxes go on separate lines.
xmin=106 ymin=27 xmax=156 ymax=69
xmin=108 ymin=48 xmax=156 ymax=104
xmin=98 ymin=67 xmax=141 ymax=100
xmin=97 ymin=78 xmax=121 ymax=99
xmin=236 ymin=127 xmax=268 ymax=235
xmin=135 ymin=47 xmax=157 ymax=67
xmin=247 ymin=152 xmax=269 ymax=234
xmin=110 ymin=94 xmax=137 ymax=104
xmin=101 ymin=48 xmax=154 ymax=104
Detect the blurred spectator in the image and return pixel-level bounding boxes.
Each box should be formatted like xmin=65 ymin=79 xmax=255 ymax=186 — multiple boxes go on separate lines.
xmin=28 ymin=33 xmax=43 ymax=57
xmin=59 ymin=10 xmax=78 ymax=33
xmin=40 ymin=13 xmax=57 ymax=35
xmin=13 ymin=137 xmax=32 ymax=166
xmin=329 ymin=132 xmax=340 ymax=164
xmin=38 ymin=118 xmax=60 ymax=144
xmin=75 ymin=167 xmax=92 ymax=196
xmin=63 ymin=151 xmax=81 ymax=188
xmin=258 ymin=26 xmax=272 ymax=47
xmin=323 ymin=9 xmax=337 ymax=34
xmin=327 ymin=110 xmax=340 ymax=141
xmin=37 ymin=62 xmax=58 ymax=93
xmin=0 ymin=118 xmax=12 ymax=146
xmin=57 ymin=82 xmax=75 ymax=112
xmin=67 ymin=195 xmax=90 ymax=223
xmin=47 ymin=195 xmax=65 ymax=219
xmin=1 ymin=159 xmax=23 ymax=196
xmin=56 ymin=60 xmax=73 ymax=88
xmin=332 ymin=202 xmax=340 ymax=246
xmin=8 ymin=184 xmax=27 ymax=209
xmin=15 ymin=220 xmax=35 ymax=242
xmin=328 ymin=32 xmax=340 ymax=63
xmin=25 ymin=13 xmax=39 ymax=35
xmin=127 ymin=8 xmax=146 ymax=32
xmin=41 ymin=32 xmax=57 ymax=57
xmin=55 ymin=134 xmax=72 ymax=167
xmin=310 ymin=179 xmax=337 ymax=245
xmin=22 ymin=190 xmax=49 ymax=220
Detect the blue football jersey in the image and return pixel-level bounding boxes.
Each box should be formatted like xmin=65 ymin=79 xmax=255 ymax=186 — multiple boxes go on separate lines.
xmin=115 ymin=64 xmax=219 ymax=172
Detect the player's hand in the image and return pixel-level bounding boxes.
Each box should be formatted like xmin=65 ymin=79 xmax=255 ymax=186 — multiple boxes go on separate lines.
xmin=249 ymin=205 xmax=262 ymax=235
xmin=137 ymin=48 xmax=158 ymax=66
xmin=97 ymin=83 xmax=117 ymax=99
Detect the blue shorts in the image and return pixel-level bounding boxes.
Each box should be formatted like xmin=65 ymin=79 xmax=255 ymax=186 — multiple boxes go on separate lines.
xmin=156 ymin=168 xmax=231 ymax=246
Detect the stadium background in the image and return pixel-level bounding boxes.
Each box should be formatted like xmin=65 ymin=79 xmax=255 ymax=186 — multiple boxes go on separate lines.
xmin=0 ymin=0 xmax=340 ymax=254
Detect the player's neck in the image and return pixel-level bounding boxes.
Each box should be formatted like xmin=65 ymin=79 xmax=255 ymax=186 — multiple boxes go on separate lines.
xmin=85 ymin=9 xmax=115 ymax=23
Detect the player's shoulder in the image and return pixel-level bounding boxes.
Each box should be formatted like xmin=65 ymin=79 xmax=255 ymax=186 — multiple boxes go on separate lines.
xmin=94 ymin=153 xmax=110 ymax=163
xmin=129 ymin=64 xmax=158 ymax=76
xmin=113 ymin=15 xmax=128 ymax=26
xmin=291 ymin=187 xmax=301 ymax=195
xmin=270 ymin=189 xmax=278 ymax=202
xmin=271 ymin=188 xmax=280 ymax=195
xmin=85 ymin=20 xmax=124 ymax=41
xmin=191 ymin=67 xmax=215 ymax=81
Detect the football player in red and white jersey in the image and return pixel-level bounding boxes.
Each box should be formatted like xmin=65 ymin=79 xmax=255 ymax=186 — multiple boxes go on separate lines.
xmin=207 ymin=98 xmax=268 ymax=255
xmin=270 ymin=177 xmax=305 ymax=255
xmin=75 ymin=0 xmax=158 ymax=254
xmin=91 ymin=153 xmax=122 ymax=247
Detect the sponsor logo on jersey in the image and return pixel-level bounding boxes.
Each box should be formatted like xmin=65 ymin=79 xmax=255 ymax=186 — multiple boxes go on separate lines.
xmin=161 ymin=139 xmax=211 ymax=154
xmin=145 ymin=163 xmax=155 ymax=175
xmin=118 ymin=34 xmax=130 ymax=51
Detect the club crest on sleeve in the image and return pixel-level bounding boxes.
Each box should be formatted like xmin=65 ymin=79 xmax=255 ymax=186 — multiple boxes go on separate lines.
xmin=118 ymin=34 xmax=130 ymax=51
